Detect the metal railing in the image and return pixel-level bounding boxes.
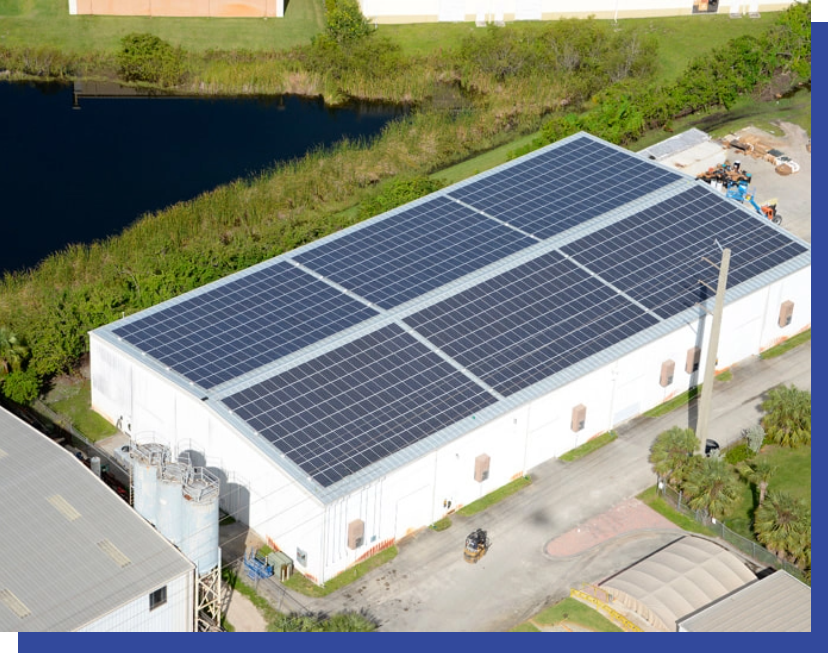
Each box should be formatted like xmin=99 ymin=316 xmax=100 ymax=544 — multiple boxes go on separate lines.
xmin=656 ymin=481 xmax=806 ymax=582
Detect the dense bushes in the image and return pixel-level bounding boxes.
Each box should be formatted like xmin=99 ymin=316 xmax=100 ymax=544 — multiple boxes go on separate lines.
xmin=0 ymin=45 xmax=78 ymax=78
xmin=357 ymin=176 xmax=445 ymax=219
xmin=116 ymin=33 xmax=186 ymax=87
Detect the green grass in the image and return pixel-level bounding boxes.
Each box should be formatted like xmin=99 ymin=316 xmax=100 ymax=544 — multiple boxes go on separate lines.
xmin=716 ymin=369 xmax=733 ymax=383
xmin=510 ymin=622 xmax=541 ymax=632
xmin=0 ymin=0 xmax=324 ymax=52
xmin=637 ymin=486 xmax=717 ymax=536
xmin=258 ymin=544 xmax=274 ymax=557
xmin=760 ymin=329 xmax=811 ymax=359
xmin=533 ymin=597 xmax=622 ymax=632
xmin=643 ymin=385 xmax=701 ymax=419
xmin=221 ymin=616 xmax=236 ymax=632
xmin=47 ymin=379 xmax=117 ymax=442
xmin=431 ymin=131 xmax=542 ymax=185
xmin=559 ymin=431 xmax=617 ymax=463
xmin=430 ymin=517 xmax=452 ymax=531
xmin=283 ymin=545 xmax=398 ymax=598
xmin=456 ymin=475 xmax=532 ymax=517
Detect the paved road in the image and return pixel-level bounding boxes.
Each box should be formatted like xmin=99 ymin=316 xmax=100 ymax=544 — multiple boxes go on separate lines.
xmin=274 ymin=341 xmax=809 ymax=631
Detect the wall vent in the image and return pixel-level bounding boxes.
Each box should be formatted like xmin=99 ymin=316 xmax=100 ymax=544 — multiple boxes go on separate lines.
xmin=571 ymin=404 xmax=586 ymax=432
xmin=347 ymin=519 xmax=365 ymax=550
xmin=686 ymin=347 xmax=701 ymax=374
xmin=660 ymin=360 xmax=675 ymax=387
xmin=778 ymin=300 xmax=794 ymax=327
xmin=474 ymin=454 xmax=490 ymax=482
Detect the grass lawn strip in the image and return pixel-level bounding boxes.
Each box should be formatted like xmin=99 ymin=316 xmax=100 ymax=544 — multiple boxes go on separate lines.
xmin=636 ymin=487 xmax=716 ymax=536
xmin=559 ymin=431 xmax=617 ymax=463
xmin=534 ymin=597 xmax=622 ymax=632
xmin=47 ymin=379 xmax=117 ymax=442
xmin=283 ymin=545 xmax=398 ymax=598
xmin=455 ymin=475 xmax=532 ymax=517
xmin=760 ymin=329 xmax=811 ymax=359
xmin=642 ymin=386 xmax=701 ymax=419
xmin=430 ymin=517 xmax=452 ymax=531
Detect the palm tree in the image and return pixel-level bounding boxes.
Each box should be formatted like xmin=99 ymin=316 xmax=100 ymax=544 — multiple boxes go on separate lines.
xmin=649 ymin=426 xmax=699 ymax=485
xmin=762 ymin=384 xmax=811 ymax=448
xmin=754 ymin=491 xmax=810 ymax=563
xmin=0 ymin=326 xmax=28 ymax=377
xmin=737 ymin=458 xmax=775 ymax=506
xmin=682 ymin=457 xmax=741 ymax=520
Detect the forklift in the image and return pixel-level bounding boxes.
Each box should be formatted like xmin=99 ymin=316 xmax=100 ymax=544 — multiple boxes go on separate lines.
xmin=463 ymin=528 xmax=490 ymax=563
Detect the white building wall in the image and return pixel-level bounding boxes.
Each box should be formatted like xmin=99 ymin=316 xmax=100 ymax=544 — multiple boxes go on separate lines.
xmin=360 ymin=0 xmax=793 ymax=23
xmin=92 ymin=264 xmax=808 ymax=585
xmin=77 ymin=568 xmax=194 ymax=632
xmin=315 ymin=267 xmax=809 ymax=580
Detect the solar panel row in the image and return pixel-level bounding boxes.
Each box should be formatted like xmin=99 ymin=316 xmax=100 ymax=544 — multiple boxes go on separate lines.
xmin=114 ymin=262 xmax=378 ymax=389
xmin=404 ymin=251 xmax=660 ymax=397
xmin=561 ymin=186 xmax=808 ymax=319
xmin=222 ymin=324 xmax=497 ymax=487
xmin=295 ymin=196 xmax=537 ymax=309
xmin=447 ymin=137 xmax=681 ymax=239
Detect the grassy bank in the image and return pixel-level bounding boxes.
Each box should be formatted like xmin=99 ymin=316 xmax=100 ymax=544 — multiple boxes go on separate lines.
xmin=761 ymin=329 xmax=811 ymax=359
xmin=559 ymin=431 xmax=617 ymax=463
xmin=0 ymin=0 xmax=324 ymax=52
xmin=283 ymin=545 xmax=398 ymax=598
xmin=456 ymin=476 xmax=532 ymax=517
xmin=510 ymin=597 xmax=624 ymax=633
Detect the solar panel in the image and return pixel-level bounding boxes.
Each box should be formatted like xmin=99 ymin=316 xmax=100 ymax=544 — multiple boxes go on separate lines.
xmin=404 ymin=251 xmax=659 ymax=397
xmin=561 ymin=186 xmax=808 ymax=319
xmin=294 ymin=196 xmax=537 ymax=309
xmin=447 ymin=136 xmax=681 ymax=239
xmin=221 ymin=323 xmax=497 ymax=487
xmin=113 ymin=262 xmax=378 ymax=388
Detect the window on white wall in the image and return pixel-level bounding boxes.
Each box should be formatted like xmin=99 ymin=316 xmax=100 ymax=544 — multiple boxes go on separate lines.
xmin=149 ymin=586 xmax=167 ymax=611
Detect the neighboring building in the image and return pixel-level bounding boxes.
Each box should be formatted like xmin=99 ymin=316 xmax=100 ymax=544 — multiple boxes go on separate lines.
xmin=597 ymin=536 xmax=758 ymax=631
xmin=0 ymin=407 xmax=195 ymax=632
xmin=68 ymin=0 xmax=793 ymax=22
xmin=638 ymin=128 xmax=729 ymax=178
xmin=358 ymin=1 xmax=794 ymax=24
xmin=89 ymin=132 xmax=810 ymax=585
xmin=69 ymin=0 xmax=283 ymax=17
xmin=677 ymin=570 xmax=811 ymax=632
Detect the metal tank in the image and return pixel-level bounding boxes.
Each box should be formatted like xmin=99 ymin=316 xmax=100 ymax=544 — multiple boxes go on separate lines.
xmin=180 ymin=467 xmax=220 ymax=575
xmin=130 ymin=441 xmax=169 ymax=526
xmin=154 ymin=461 xmax=190 ymax=547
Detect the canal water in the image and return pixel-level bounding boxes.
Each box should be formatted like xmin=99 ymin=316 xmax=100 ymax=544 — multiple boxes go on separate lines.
xmin=0 ymin=82 xmax=406 ymax=275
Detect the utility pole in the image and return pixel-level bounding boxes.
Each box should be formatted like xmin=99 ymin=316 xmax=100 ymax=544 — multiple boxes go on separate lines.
xmin=696 ymin=247 xmax=731 ymax=453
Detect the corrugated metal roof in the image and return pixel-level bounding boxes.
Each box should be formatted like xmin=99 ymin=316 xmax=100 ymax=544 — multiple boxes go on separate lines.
xmin=90 ymin=132 xmax=811 ymax=504
xmin=600 ymin=536 xmax=757 ymax=631
xmin=638 ymin=128 xmax=712 ymax=161
xmin=0 ymin=408 xmax=193 ymax=632
xmin=678 ymin=571 xmax=811 ymax=632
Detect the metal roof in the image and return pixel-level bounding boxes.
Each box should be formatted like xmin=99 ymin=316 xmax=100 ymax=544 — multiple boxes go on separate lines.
xmin=0 ymin=408 xmax=193 ymax=632
xmin=91 ymin=132 xmax=811 ymax=504
xmin=677 ymin=570 xmax=811 ymax=632
xmin=638 ymin=128 xmax=712 ymax=161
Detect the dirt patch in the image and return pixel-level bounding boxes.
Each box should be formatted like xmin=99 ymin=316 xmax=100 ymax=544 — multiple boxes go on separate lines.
xmin=224 ymin=589 xmax=268 ymax=632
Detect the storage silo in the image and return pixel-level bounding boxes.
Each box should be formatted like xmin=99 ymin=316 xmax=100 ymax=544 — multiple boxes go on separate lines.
xmin=154 ymin=461 xmax=190 ymax=547
xmin=130 ymin=441 xmax=169 ymax=526
xmin=180 ymin=467 xmax=220 ymax=575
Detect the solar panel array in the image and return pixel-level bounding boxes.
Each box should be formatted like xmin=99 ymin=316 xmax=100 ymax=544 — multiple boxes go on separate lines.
xmin=221 ymin=324 xmax=497 ymax=487
xmin=113 ymin=262 xmax=378 ymax=388
xmin=561 ymin=186 xmax=809 ymax=319
xmin=447 ymin=136 xmax=681 ymax=239
xmin=404 ymin=251 xmax=660 ymax=396
xmin=102 ymin=134 xmax=810 ymax=489
xmin=295 ymin=196 xmax=537 ymax=309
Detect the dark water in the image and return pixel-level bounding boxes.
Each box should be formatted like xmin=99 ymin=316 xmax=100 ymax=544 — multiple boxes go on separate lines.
xmin=0 ymin=82 xmax=406 ymax=275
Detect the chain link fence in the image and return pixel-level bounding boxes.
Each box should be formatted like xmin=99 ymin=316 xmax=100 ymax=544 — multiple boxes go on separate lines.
xmin=657 ymin=481 xmax=806 ymax=582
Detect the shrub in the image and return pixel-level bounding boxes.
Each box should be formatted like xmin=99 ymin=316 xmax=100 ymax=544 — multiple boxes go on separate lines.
xmin=762 ymin=385 xmax=811 ymax=448
xmin=1 ymin=368 xmax=42 ymax=405
xmin=117 ymin=33 xmax=186 ymax=87
xmin=724 ymin=443 xmax=753 ymax=465
xmin=324 ymin=0 xmax=372 ymax=45
xmin=358 ymin=176 xmax=445 ymax=219
xmin=743 ymin=424 xmax=765 ymax=454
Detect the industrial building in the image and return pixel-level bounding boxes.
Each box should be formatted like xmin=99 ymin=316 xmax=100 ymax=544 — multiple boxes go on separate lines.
xmin=89 ymin=132 xmax=810 ymax=585
xmin=67 ymin=0 xmax=794 ymax=22
xmin=0 ymin=407 xmax=195 ymax=632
